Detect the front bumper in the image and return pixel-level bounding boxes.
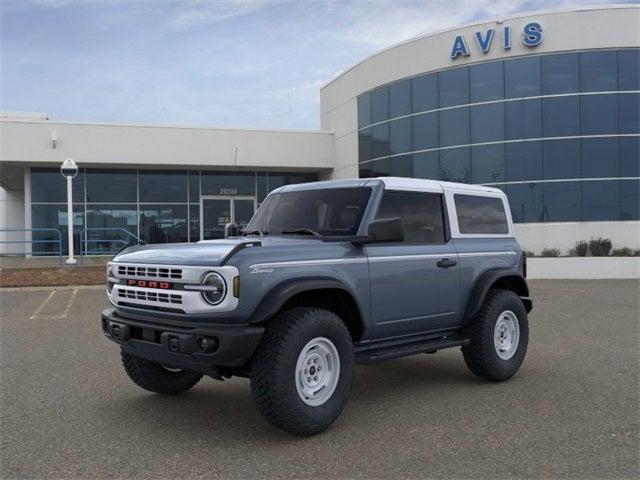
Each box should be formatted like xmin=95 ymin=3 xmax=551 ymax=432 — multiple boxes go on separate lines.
xmin=101 ymin=308 xmax=264 ymax=373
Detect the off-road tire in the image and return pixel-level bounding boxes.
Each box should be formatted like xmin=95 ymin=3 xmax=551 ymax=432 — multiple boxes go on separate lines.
xmin=121 ymin=349 xmax=203 ymax=395
xmin=250 ymin=307 xmax=354 ymax=436
xmin=462 ymin=288 xmax=529 ymax=381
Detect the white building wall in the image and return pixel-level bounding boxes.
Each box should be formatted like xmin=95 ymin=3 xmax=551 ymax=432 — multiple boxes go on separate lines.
xmin=0 ymin=186 xmax=26 ymax=254
xmin=0 ymin=120 xmax=335 ymax=171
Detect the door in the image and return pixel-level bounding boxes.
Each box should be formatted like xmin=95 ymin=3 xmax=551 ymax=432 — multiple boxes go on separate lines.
xmin=200 ymin=196 xmax=256 ymax=240
xmin=366 ymin=190 xmax=460 ymax=339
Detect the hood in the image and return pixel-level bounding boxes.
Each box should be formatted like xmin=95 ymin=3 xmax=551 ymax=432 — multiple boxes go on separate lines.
xmin=111 ymin=236 xmax=327 ymax=266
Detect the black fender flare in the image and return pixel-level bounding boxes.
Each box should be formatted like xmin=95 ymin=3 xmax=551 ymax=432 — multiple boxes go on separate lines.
xmin=463 ymin=269 xmax=532 ymax=324
xmin=248 ymin=277 xmax=364 ymax=325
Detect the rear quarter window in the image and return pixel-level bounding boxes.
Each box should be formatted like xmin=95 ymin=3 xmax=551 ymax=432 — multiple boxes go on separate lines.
xmin=454 ymin=194 xmax=509 ymax=234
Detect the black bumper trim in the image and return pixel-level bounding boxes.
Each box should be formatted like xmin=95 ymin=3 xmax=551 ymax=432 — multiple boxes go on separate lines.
xmin=101 ymin=308 xmax=264 ymax=371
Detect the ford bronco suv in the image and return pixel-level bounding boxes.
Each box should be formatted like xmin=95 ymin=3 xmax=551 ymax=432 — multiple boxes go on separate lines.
xmin=102 ymin=177 xmax=532 ymax=435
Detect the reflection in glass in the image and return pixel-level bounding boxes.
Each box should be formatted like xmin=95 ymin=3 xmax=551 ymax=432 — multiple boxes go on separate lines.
xmin=139 ymin=205 xmax=188 ymax=244
xmin=413 ymin=151 xmax=439 ymax=180
xmin=581 ymin=94 xmax=618 ymax=135
xmin=139 ymin=170 xmax=188 ymax=203
xmin=31 ymin=169 xmax=85 ymax=203
xmin=412 ymin=73 xmax=438 ymax=113
xmin=618 ymin=49 xmax=640 ymax=91
xmin=506 ymin=142 xmax=543 ymax=182
xmin=470 ymin=103 xmax=504 ymax=143
xmin=439 ymin=108 xmax=469 ymax=147
xmin=583 ymin=181 xmax=620 ymax=221
xmin=201 ymin=172 xmax=255 ymax=196
xmin=31 ymin=204 xmax=84 ymax=255
xmin=541 ymin=52 xmax=579 ymax=94
xmin=505 ymin=99 xmax=542 ymax=140
xmin=389 ymin=79 xmax=411 ymax=118
xmin=580 ymin=51 xmax=617 ymax=92
xmin=189 ymin=204 xmax=200 ymax=242
xmin=619 ymin=93 xmax=639 ymax=134
xmin=412 ymin=112 xmax=438 ymax=151
xmin=359 ymin=128 xmax=372 ymax=162
xmin=582 ymin=137 xmax=619 ymax=178
xmin=371 ymin=123 xmax=390 ymax=158
xmin=86 ymin=170 xmax=137 ymax=203
xmin=358 ymin=94 xmax=371 ymax=128
xmin=542 ymin=182 xmax=581 ymax=222
xmin=440 ymin=147 xmax=470 ymax=183
xmin=86 ymin=205 xmax=138 ymax=254
xmin=506 ymin=183 xmax=543 ymax=223
xmin=371 ymin=87 xmax=389 ymax=123
xmin=439 ymin=67 xmax=469 ymax=107
xmin=471 ymin=144 xmax=505 ymax=184
xmin=389 ymin=117 xmax=412 ymax=155
xmin=543 ymin=139 xmax=581 ymax=180
xmin=620 ymin=137 xmax=640 ymax=177
xmin=620 ymin=180 xmax=640 ymax=220
xmin=542 ymin=96 xmax=580 ymax=137
xmin=470 ymin=61 xmax=504 ymax=102
xmin=505 ymin=56 xmax=541 ymax=98
xmin=188 ymin=171 xmax=200 ymax=203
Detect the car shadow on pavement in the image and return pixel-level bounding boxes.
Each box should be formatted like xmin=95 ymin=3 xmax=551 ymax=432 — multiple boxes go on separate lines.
xmin=106 ymin=352 xmax=477 ymax=441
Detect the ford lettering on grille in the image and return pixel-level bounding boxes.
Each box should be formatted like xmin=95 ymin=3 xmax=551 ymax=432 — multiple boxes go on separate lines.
xmin=126 ymin=279 xmax=172 ymax=289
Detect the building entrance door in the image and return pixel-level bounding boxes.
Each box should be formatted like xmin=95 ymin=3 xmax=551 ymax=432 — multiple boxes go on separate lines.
xmin=200 ymin=196 xmax=256 ymax=240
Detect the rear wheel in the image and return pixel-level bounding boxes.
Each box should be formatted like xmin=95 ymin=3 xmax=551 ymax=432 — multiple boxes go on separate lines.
xmin=121 ymin=349 xmax=203 ymax=395
xmin=462 ymin=289 xmax=529 ymax=381
xmin=250 ymin=307 xmax=354 ymax=436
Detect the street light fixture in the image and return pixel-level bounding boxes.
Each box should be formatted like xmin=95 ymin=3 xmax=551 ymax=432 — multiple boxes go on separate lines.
xmin=60 ymin=158 xmax=78 ymax=265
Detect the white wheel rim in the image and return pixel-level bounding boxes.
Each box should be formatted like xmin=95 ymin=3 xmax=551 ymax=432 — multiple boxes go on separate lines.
xmin=295 ymin=337 xmax=340 ymax=407
xmin=494 ymin=310 xmax=520 ymax=360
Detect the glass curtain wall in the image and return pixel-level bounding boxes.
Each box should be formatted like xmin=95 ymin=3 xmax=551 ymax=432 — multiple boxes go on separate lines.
xmin=357 ymin=48 xmax=640 ymax=223
xmin=31 ymin=168 xmax=316 ymax=254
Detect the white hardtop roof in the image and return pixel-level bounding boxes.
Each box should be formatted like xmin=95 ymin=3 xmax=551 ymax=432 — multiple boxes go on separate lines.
xmin=378 ymin=177 xmax=504 ymax=195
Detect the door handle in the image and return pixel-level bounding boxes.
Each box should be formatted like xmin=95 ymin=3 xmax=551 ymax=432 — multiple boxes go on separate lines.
xmin=437 ymin=258 xmax=457 ymax=269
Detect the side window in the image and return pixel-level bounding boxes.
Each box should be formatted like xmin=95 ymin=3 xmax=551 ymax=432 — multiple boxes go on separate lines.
xmin=454 ymin=194 xmax=509 ymax=234
xmin=375 ymin=191 xmax=446 ymax=243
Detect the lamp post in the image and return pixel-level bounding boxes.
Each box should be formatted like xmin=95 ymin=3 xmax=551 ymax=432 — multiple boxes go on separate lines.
xmin=60 ymin=158 xmax=78 ymax=265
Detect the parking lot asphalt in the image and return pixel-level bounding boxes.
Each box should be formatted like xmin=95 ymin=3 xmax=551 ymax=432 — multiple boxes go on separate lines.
xmin=1 ymin=280 xmax=638 ymax=479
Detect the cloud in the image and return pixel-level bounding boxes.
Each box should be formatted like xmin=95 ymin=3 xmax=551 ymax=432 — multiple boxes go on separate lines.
xmin=170 ymin=0 xmax=284 ymax=29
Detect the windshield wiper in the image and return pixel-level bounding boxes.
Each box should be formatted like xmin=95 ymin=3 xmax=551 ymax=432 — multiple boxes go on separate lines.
xmin=281 ymin=228 xmax=321 ymax=236
xmin=243 ymin=230 xmax=267 ymax=236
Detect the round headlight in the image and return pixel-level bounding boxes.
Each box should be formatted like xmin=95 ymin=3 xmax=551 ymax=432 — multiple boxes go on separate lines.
xmin=106 ymin=265 xmax=115 ymax=293
xmin=201 ymin=272 xmax=226 ymax=305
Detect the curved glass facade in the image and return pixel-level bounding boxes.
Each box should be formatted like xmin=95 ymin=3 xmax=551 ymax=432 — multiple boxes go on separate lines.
xmin=357 ymin=48 xmax=640 ymax=222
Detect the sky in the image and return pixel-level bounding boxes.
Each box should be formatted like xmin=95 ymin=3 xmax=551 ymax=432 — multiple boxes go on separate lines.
xmin=0 ymin=0 xmax=631 ymax=130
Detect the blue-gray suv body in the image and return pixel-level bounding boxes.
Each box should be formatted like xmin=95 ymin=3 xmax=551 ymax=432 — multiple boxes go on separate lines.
xmin=102 ymin=177 xmax=532 ymax=435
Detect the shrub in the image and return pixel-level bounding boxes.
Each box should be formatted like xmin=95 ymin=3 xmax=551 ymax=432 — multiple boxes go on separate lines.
xmin=634 ymin=249 xmax=640 ymax=257
xmin=589 ymin=237 xmax=612 ymax=257
xmin=525 ymin=250 xmax=535 ymax=258
xmin=541 ymin=248 xmax=561 ymax=257
xmin=574 ymin=241 xmax=589 ymax=257
xmin=611 ymin=247 xmax=634 ymax=256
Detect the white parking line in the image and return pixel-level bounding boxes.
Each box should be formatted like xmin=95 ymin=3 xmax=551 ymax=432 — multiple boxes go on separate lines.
xmin=54 ymin=288 xmax=78 ymax=319
xmin=29 ymin=290 xmax=56 ymax=320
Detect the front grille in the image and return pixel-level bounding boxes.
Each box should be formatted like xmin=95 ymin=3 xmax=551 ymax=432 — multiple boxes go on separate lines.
xmin=117 ymin=265 xmax=182 ymax=280
xmin=117 ymin=288 xmax=183 ymax=305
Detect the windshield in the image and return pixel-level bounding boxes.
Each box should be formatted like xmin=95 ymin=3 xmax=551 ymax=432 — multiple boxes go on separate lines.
xmin=244 ymin=187 xmax=372 ymax=237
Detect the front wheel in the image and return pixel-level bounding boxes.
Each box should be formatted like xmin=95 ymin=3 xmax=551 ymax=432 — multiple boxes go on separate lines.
xmin=250 ymin=307 xmax=354 ymax=436
xmin=462 ymin=288 xmax=529 ymax=381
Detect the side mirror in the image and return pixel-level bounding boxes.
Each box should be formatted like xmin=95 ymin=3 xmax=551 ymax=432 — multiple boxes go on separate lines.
xmin=354 ymin=217 xmax=404 ymax=244
xmin=224 ymin=222 xmax=239 ymax=238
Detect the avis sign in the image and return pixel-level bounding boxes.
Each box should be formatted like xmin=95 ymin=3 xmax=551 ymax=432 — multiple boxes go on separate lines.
xmin=450 ymin=22 xmax=543 ymax=59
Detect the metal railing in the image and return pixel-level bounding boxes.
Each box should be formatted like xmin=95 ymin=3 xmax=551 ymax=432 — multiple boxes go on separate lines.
xmin=0 ymin=228 xmax=64 ymax=263
xmin=79 ymin=228 xmax=145 ymax=261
